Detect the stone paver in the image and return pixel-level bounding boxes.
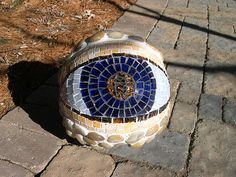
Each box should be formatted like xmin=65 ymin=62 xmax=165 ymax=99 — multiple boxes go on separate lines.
xmin=169 ymin=101 xmax=197 ymax=134
xmin=147 ymin=14 xmax=183 ymax=52
xmin=111 ymin=162 xmax=174 ymax=177
xmin=224 ymin=98 xmax=236 ymax=126
xmin=0 ymin=160 xmax=34 ymax=177
xmin=41 ymin=146 xmax=115 ymax=177
xmin=1 ymin=105 xmax=66 ymax=140
xmin=188 ymin=121 xmax=236 ymax=177
xmin=111 ymin=10 xmax=156 ymax=39
xmin=199 ymin=94 xmax=223 ymax=121
xmin=204 ymin=61 xmax=236 ymax=99
xmin=0 ymin=121 xmax=62 ymax=174
xmin=106 ymin=130 xmax=190 ymax=172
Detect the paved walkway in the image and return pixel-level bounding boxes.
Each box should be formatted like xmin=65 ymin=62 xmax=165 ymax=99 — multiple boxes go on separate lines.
xmin=1 ymin=0 xmax=236 ymax=176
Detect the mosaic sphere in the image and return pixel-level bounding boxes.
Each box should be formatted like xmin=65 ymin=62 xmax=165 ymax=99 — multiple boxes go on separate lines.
xmin=59 ymin=30 xmax=170 ymax=149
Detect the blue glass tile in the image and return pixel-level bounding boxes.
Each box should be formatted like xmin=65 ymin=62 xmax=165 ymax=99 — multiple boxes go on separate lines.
xmin=90 ymin=89 xmax=99 ymax=96
xmin=130 ymin=108 xmax=136 ymax=115
xmin=136 ymin=82 xmax=143 ymax=89
xmin=93 ymin=111 xmax=102 ymax=116
xmin=134 ymin=105 xmax=141 ymax=112
xmin=83 ymin=96 xmax=90 ymax=102
xmin=142 ymin=61 xmax=148 ymax=67
xmin=151 ymin=90 xmax=155 ymax=95
xmin=108 ymin=58 xmax=114 ymax=65
xmin=128 ymin=67 xmax=136 ymax=75
xmin=95 ymin=62 xmax=104 ymax=71
xmin=148 ymin=101 xmax=154 ymax=107
xmin=141 ymin=96 xmax=149 ymax=103
xmin=137 ymin=64 xmax=144 ymax=72
xmin=150 ymin=94 xmax=155 ymax=101
xmin=151 ymin=83 xmax=156 ymax=89
xmin=81 ymin=89 xmax=89 ymax=96
xmin=90 ymin=78 xmax=98 ymax=83
xmin=108 ymin=97 xmax=115 ymax=105
xmin=121 ymin=64 xmax=129 ymax=72
xmin=103 ymin=93 xmax=112 ymax=101
xmin=113 ymin=99 xmax=120 ymax=108
xmin=86 ymin=101 xmax=94 ymax=108
xmin=101 ymin=70 xmax=111 ymax=78
xmin=100 ymin=60 xmax=109 ymax=67
xmin=99 ymin=75 xmax=108 ymax=82
xmin=129 ymin=97 xmax=137 ymax=105
xmin=134 ymin=94 xmax=142 ymax=100
xmin=95 ymin=98 xmax=104 ymax=108
xmin=133 ymin=73 xmax=141 ymax=81
xmin=143 ymin=91 xmax=150 ymax=97
xmin=125 ymin=109 xmax=131 ymax=117
xmin=120 ymin=56 xmax=126 ymax=63
xmin=83 ymin=66 xmax=92 ymax=72
xmin=92 ymin=95 xmax=100 ymax=101
xmin=107 ymin=65 xmax=116 ymax=74
xmin=138 ymin=101 xmax=146 ymax=108
xmin=148 ymin=72 xmax=154 ymax=78
xmin=132 ymin=60 xmax=139 ymax=68
xmin=99 ymin=82 xmax=107 ymax=88
xmin=144 ymin=84 xmax=151 ymax=90
xmin=91 ymin=68 xmax=101 ymax=76
xmin=100 ymin=88 xmax=109 ymax=95
xmin=112 ymin=109 xmax=119 ymax=117
xmin=137 ymin=58 xmax=143 ymax=64
xmin=88 ymin=84 xmax=98 ymax=89
xmin=139 ymin=109 xmax=147 ymax=115
xmin=127 ymin=58 xmax=134 ymax=65
xmin=138 ymin=89 xmax=144 ymax=95
xmin=99 ymin=104 xmax=108 ymax=113
xmin=88 ymin=62 xmax=96 ymax=67
xmin=119 ymin=101 xmax=124 ymax=109
xmin=80 ymin=82 xmax=88 ymax=88
xmin=119 ymin=109 xmax=124 ymax=117
xmin=125 ymin=100 xmax=130 ymax=107
xmin=115 ymin=64 xmax=121 ymax=71
xmin=89 ymin=108 xmax=97 ymax=114
xmin=80 ymin=75 xmax=89 ymax=82
xmin=140 ymin=75 xmax=149 ymax=82
xmin=105 ymin=108 xmax=113 ymax=117
xmin=114 ymin=57 xmax=120 ymax=63
xmin=146 ymin=67 xmax=152 ymax=73
xmin=140 ymin=70 xmax=147 ymax=77
xmin=146 ymin=105 xmax=151 ymax=111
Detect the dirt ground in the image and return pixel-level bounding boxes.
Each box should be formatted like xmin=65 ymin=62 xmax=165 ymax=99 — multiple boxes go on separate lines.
xmin=0 ymin=0 xmax=135 ymax=118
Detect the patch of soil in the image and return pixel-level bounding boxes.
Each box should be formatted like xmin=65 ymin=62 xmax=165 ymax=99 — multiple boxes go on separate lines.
xmin=0 ymin=0 xmax=135 ymax=118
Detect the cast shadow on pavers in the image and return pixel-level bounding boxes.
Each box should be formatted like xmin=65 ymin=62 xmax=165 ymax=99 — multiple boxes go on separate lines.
xmin=7 ymin=61 xmax=76 ymax=142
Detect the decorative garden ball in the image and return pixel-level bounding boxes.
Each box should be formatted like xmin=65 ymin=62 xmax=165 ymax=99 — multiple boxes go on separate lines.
xmin=58 ymin=30 xmax=170 ymax=149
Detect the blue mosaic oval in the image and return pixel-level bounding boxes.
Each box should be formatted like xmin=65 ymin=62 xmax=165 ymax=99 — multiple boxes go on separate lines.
xmin=66 ymin=55 xmax=170 ymax=119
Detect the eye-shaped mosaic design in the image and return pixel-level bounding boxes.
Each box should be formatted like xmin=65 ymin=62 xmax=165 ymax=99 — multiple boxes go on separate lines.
xmin=66 ymin=54 xmax=169 ymax=121
xmin=59 ymin=30 xmax=172 ymax=149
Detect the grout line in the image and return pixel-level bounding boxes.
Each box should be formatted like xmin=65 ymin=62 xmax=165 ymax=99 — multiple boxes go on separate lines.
xmin=146 ymin=0 xmax=169 ymax=40
xmin=109 ymin=161 xmax=120 ymax=177
xmin=173 ymin=16 xmax=185 ymax=50
xmin=221 ymin=97 xmax=226 ymax=123
xmin=184 ymin=6 xmax=210 ymax=174
xmin=201 ymin=5 xmax=210 ymax=94
xmin=186 ymin=0 xmax=190 ymax=8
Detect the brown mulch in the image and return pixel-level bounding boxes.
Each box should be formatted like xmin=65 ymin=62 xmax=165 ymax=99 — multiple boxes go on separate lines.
xmin=0 ymin=0 xmax=136 ymax=118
